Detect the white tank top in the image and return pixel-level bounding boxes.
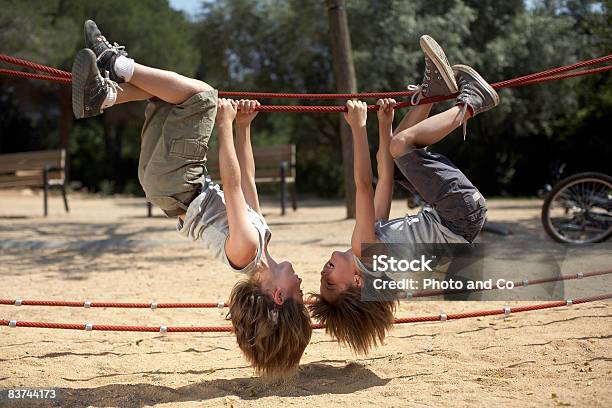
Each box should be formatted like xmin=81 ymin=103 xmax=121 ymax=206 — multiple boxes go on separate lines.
xmin=177 ymin=177 xmax=270 ymax=274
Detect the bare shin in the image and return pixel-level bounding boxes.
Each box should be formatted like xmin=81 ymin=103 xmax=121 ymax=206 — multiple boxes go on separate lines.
xmin=390 ymin=106 xmax=467 ymax=158
xmin=129 ymin=63 xmax=213 ymax=105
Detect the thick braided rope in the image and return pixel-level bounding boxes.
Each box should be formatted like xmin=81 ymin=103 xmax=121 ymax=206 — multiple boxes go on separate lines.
xmin=492 ymin=54 xmax=612 ymax=89
xmin=217 ymin=61 xmax=612 ymax=112
xmin=409 ymin=268 xmax=612 ymax=298
xmin=218 ymin=90 xmax=416 ymax=99
xmin=1 ymin=293 xmax=609 ymax=332
xmin=393 ymin=292 xmax=611 ymax=324
xmin=0 ymin=299 xmax=228 ymax=308
xmin=0 ymin=54 xmax=71 ymax=78
xmin=494 ymin=65 xmax=612 ymax=89
xmin=2 ymin=268 xmax=609 ymax=309
xmin=0 ymin=65 xmax=419 ymax=97
xmin=0 ymin=68 xmax=72 ymax=84
xmin=398 ymin=64 xmax=612 ymax=108
xmin=229 ymin=55 xmax=612 ymax=102
xmin=1 ymin=53 xmax=610 ymax=111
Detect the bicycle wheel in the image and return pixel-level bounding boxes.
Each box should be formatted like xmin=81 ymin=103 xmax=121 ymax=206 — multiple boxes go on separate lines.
xmin=541 ymin=172 xmax=612 ymax=244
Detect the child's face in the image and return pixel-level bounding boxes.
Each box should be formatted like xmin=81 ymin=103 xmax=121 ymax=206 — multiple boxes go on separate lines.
xmin=271 ymin=261 xmax=304 ymax=304
xmin=319 ymin=249 xmax=361 ymax=302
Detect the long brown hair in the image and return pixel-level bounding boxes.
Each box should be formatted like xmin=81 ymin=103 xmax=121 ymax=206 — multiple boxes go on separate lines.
xmin=309 ymin=287 xmax=396 ymax=354
xmin=228 ymin=277 xmax=312 ymax=377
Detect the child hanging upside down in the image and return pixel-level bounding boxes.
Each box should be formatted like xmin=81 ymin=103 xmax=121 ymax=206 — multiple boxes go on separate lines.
xmin=71 ymin=20 xmax=311 ymax=376
xmin=309 ymin=35 xmax=499 ymax=354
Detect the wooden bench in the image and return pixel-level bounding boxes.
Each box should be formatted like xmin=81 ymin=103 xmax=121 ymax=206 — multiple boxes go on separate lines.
xmin=147 ymin=144 xmax=297 ymax=216
xmin=0 ymin=149 xmax=69 ymax=216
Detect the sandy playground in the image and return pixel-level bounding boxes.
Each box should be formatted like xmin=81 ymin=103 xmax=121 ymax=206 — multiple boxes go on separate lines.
xmin=0 ymin=190 xmax=610 ymax=407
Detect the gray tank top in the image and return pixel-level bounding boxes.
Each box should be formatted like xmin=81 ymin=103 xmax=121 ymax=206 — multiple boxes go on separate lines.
xmin=177 ymin=177 xmax=270 ymax=274
xmin=374 ymin=207 xmax=467 ymax=244
xmin=355 ymin=208 xmax=468 ymax=274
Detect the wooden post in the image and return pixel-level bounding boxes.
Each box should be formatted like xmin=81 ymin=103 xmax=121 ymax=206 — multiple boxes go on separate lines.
xmin=291 ymin=183 xmax=298 ymax=211
xmin=59 ymin=86 xmax=73 ymax=149
xmin=43 ymin=165 xmax=49 ymax=217
xmin=280 ymin=161 xmax=287 ymax=216
xmin=61 ymin=184 xmax=70 ymax=213
xmin=326 ymin=0 xmax=357 ymax=219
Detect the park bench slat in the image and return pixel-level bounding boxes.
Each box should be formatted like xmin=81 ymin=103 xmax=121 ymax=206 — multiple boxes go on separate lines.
xmin=0 ymin=172 xmax=64 ymax=185
xmin=0 ymin=176 xmax=44 ymax=187
xmin=0 ymin=149 xmax=65 ymax=173
xmin=0 ymin=149 xmax=69 ymax=216
xmin=147 ymin=144 xmax=297 ymax=216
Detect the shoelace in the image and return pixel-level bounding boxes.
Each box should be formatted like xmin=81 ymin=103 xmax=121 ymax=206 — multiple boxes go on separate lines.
xmin=407 ymin=84 xmax=423 ymax=105
xmin=95 ymin=71 xmax=123 ymax=110
xmin=102 ymin=71 xmax=123 ymax=93
xmin=407 ymin=61 xmax=434 ymax=105
xmin=456 ymin=77 xmax=473 ymax=140
xmin=458 ymin=102 xmax=469 ymax=140
xmin=96 ymin=35 xmax=127 ymax=62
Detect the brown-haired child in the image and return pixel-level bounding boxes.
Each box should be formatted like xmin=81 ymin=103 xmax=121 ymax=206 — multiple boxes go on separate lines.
xmin=310 ymin=35 xmax=499 ymax=353
xmin=72 ymin=20 xmax=312 ymax=376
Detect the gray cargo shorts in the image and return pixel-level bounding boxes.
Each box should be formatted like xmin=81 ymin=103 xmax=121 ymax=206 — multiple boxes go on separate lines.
xmin=138 ymin=89 xmax=218 ymax=217
xmin=394 ymin=148 xmax=487 ymax=242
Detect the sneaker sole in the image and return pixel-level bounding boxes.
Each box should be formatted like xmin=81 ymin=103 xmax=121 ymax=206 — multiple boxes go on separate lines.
xmin=83 ymin=20 xmax=98 ymax=50
xmin=419 ymin=35 xmax=458 ymax=94
xmin=452 ymin=64 xmax=500 ymax=107
xmin=71 ymin=49 xmax=95 ymax=119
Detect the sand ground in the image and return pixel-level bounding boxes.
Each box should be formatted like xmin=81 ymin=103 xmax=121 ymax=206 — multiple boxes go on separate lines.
xmin=0 ymin=190 xmax=610 ymax=408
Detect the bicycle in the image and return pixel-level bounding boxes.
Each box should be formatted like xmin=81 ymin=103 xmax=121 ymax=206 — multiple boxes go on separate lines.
xmin=541 ymin=172 xmax=612 ymax=244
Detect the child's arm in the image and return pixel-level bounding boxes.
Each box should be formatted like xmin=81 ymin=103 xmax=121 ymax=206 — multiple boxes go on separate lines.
xmin=344 ymin=100 xmax=377 ymax=256
xmin=374 ymin=98 xmax=396 ymax=221
xmin=234 ymin=100 xmax=262 ymax=215
xmin=216 ymin=99 xmax=260 ymax=268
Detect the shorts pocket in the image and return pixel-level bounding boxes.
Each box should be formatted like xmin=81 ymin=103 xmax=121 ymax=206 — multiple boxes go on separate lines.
xmin=169 ymin=138 xmax=208 ymax=161
xmin=460 ymin=192 xmax=487 ymax=241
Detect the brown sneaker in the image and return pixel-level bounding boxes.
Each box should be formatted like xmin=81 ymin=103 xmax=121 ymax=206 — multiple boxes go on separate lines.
xmin=84 ymin=19 xmax=129 ymax=83
xmin=71 ymin=48 xmax=120 ymax=119
xmin=453 ymin=64 xmax=500 ymax=138
xmin=408 ymin=35 xmax=458 ymax=105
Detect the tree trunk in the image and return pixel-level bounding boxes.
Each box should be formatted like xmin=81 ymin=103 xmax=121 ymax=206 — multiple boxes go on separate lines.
xmin=58 ymin=85 xmax=73 ymax=182
xmin=326 ymin=0 xmax=356 ymax=219
xmin=59 ymin=85 xmax=72 ymax=149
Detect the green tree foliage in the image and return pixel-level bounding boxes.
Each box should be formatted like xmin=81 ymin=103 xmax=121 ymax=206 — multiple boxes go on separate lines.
xmin=0 ymin=0 xmax=199 ymax=193
xmin=0 ymin=0 xmax=610 ymax=196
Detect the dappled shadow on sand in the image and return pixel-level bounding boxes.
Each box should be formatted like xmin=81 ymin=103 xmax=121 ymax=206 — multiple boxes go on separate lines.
xmin=0 ymin=222 xmax=189 ymax=279
xmin=40 ymin=362 xmax=390 ymax=407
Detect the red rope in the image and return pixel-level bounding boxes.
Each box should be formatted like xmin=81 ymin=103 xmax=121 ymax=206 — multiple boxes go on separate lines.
xmin=220 ymin=55 xmax=612 ymax=101
xmin=491 ymin=54 xmax=612 ymax=89
xmin=0 ymin=54 xmax=71 ymax=78
xmin=378 ymin=64 xmax=612 ymax=110
xmin=494 ymin=65 xmax=612 ymax=89
xmin=0 ymin=299 xmax=228 ymax=308
xmin=410 ymin=268 xmax=611 ymax=298
xmin=0 ymin=68 xmax=72 ymax=84
xmin=1 ymin=53 xmax=610 ymax=112
xmin=2 ymin=268 xmax=609 ymax=308
xmin=1 ymin=293 xmax=609 ymax=332
xmin=218 ymin=90 xmax=416 ymax=99
xmin=231 ymin=60 xmax=612 ymax=112
xmin=395 ymin=292 xmax=612 ymax=324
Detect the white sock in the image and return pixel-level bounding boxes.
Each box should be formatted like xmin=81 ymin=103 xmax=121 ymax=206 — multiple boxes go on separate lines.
xmin=101 ymin=84 xmax=117 ymax=110
xmin=114 ymin=55 xmax=134 ymax=82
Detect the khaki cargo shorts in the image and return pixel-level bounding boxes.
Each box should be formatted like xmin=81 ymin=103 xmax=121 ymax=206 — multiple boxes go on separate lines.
xmin=138 ymin=89 xmax=218 ymax=216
